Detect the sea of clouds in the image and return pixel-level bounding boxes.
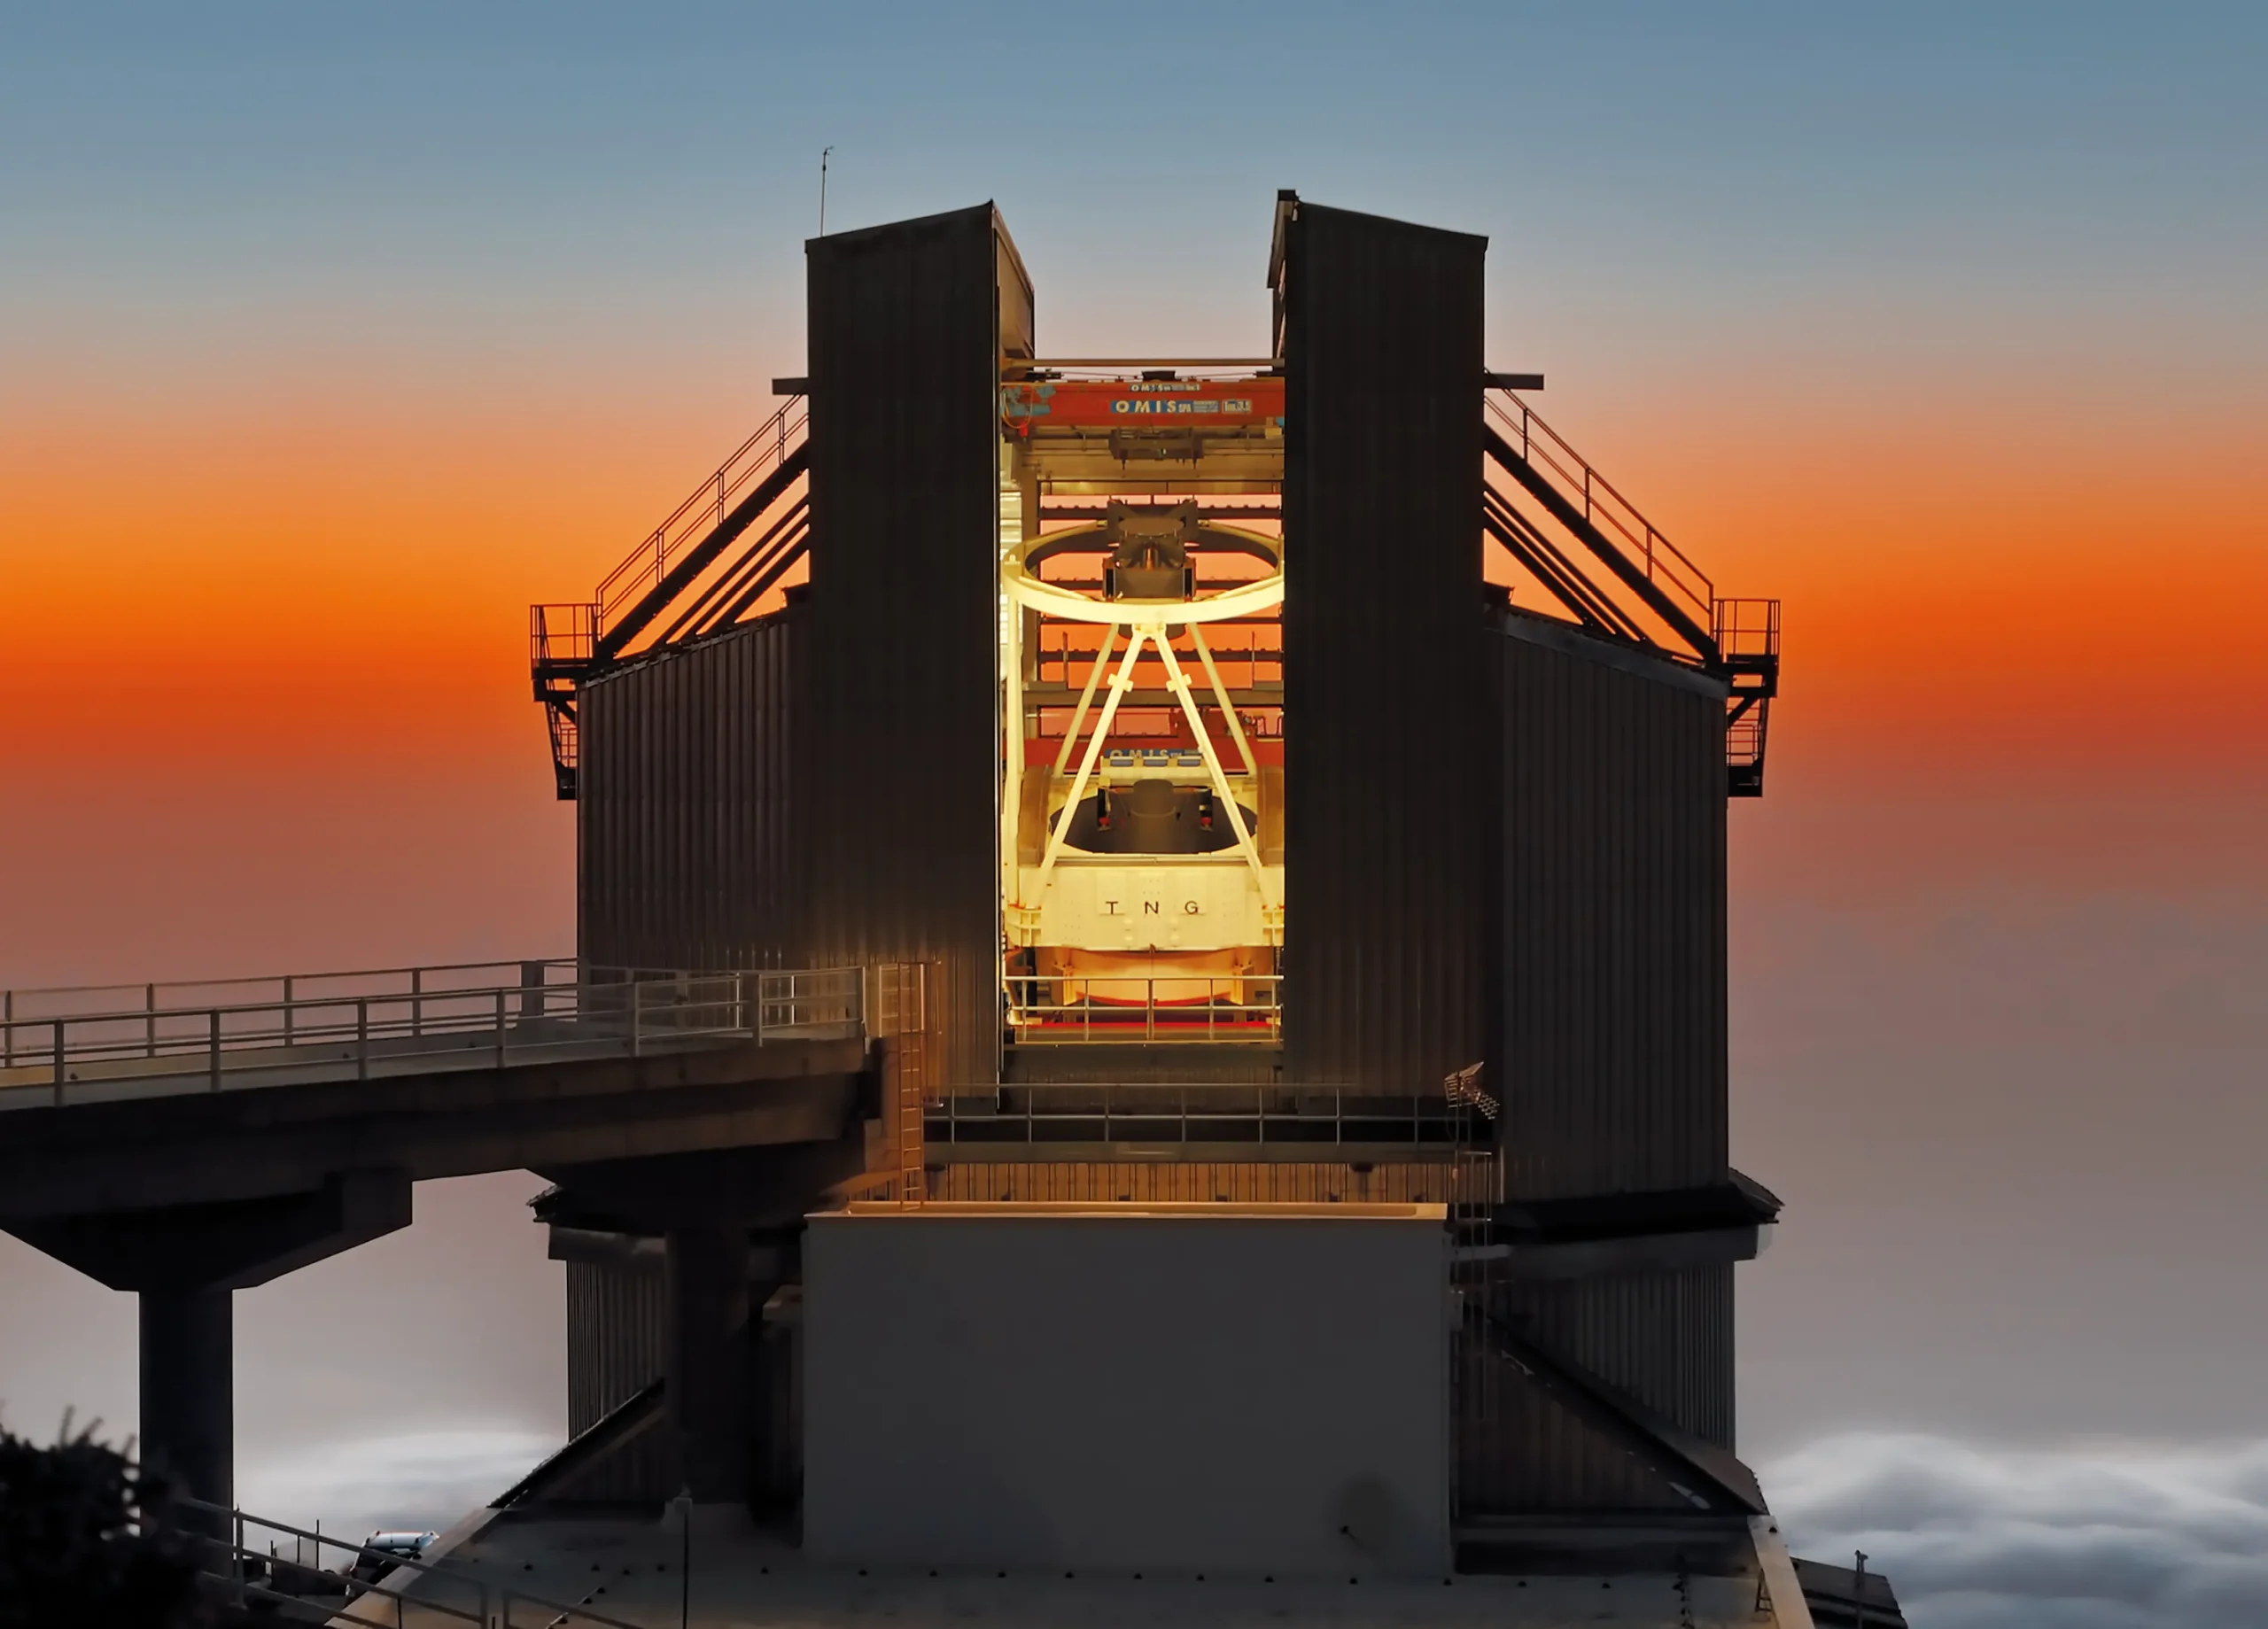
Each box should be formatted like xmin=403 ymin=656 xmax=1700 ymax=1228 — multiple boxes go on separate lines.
xmin=225 ymin=1424 xmax=2268 ymax=1624
xmin=236 ymin=1427 xmax=560 ymax=1545
xmin=1763 ymin=1433 xmax=2268 ymax=1628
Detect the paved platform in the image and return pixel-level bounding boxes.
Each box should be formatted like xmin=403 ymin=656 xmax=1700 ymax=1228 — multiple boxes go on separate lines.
xmin=378 ymin=1509 xmax=1799 ymax=1629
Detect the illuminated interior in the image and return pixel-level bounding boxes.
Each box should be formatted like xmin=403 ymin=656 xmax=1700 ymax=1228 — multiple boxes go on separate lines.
xmin=998 ymin=368 xmax=1285 ymax=1043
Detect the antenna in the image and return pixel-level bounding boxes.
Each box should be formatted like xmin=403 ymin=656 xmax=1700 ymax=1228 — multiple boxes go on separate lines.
xmin=819 ymin=146 xmax=834 ymax=237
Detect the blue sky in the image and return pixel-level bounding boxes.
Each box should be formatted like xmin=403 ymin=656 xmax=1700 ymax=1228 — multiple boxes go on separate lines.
xmin=7 ymin=3 xmax=2264 ymax=395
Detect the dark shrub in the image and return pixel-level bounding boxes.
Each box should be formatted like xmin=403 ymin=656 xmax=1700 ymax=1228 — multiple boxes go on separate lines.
xmin=0 ymin=1415 xmax=205 ymax=1629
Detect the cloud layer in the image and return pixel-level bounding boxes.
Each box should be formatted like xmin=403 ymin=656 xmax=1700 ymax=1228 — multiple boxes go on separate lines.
xmin=202 ymin=1420 xmax=2268 ymax=1628
xmin=237 ymin=1427 xmax=559 ymax=1543
xmin=144 ymin=1419 xmax=2268 ymax=1629
xmin=1764 ymin=1433 xmax=2268 ymax=1629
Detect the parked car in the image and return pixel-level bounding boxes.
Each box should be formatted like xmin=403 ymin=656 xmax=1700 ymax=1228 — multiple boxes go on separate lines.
xmin=346 ymin=1530 xmax=439 ymax=1586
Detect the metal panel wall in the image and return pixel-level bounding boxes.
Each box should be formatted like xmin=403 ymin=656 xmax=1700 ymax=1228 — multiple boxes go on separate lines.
xmin=1280 ymin=200 xmax=1492 ymax=1091
xmin=800 ymin=204 xmax=1019 ymax=1088
xmin=578 ymin=614 xmax=801 ymax=971
xmin=1496 ymin=614 xmax=1730 ymax=1200
xmin=1500 ymin=1264 xmax=1736 ymax=1449
xmin=565 ymin=1258 xmax=666 ymax=1437
xmin=545 ymin=1412 xmax=674 ymax=1506
xmin=1457 ymin=1338 xmax=1697 ymax=1517
xmin=1002 ymin=1045 xmax=1282 ymax=1085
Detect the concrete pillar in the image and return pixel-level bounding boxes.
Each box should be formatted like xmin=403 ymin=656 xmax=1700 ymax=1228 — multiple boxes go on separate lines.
xmin=666 ymin=1225 xmax=750 ymax=1506
xmin=4 ymin=1171 xmax=409 ymax=1532
xmin=139 ymin=1287 xmax=232 ymax=1513
xmin=541 ymin=1147 xmax=860 ymax=1513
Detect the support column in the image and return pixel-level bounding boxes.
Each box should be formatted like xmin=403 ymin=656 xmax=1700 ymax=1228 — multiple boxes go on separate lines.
xmin=540 ymin=1143 xmax=863 ymax=1514
xmin=139 ymin=1286 xmax=233 ymax=1514
xmin=3 ymin=1169 xmax=410 ymax=1529
xmin=665 ymin=1225 xmax=750 ymax=1506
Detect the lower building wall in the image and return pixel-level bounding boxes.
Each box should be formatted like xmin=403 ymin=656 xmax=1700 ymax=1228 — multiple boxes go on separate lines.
xmin=804 ymin=1207 xmax=1452 ymax=1576
xmin=560 ymin=1204 xmax=1730 ymax=1524
xmin=565 ymin=1259 xmax=667 ymax=1438
xmin=1500 ymin=1264 xmax=1736 ymax=1450
xmin=1456 ymin=1334 xmax=1701 ymax=1517
xmin=554 ymin=1256 xmax=678 ymax=1503
xmin=545 ymin=1395 xmax=678 ymax=1507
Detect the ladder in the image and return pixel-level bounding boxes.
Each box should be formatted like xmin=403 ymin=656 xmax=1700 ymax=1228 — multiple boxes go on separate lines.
xmin=877 ymin=962 xmax=929 ymax=1206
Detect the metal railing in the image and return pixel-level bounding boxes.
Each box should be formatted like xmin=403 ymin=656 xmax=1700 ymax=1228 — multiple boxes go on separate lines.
xmin=174 ymin=1496 xmax=642 ymax=1629
xmin=1005 ymin=974 xmax=1281 ymax=1044
xmin=1724 ymin=710 xmax=1766 ymax=780
xmin=527 ymin=401 xmax=808 ymax=800
xmin=1712 ymin=595 xmax=1780 ymax=667
xmin=1486 ymin=390 xmax=1715 ymax=634
xmin=4 ymin=958 xmax=576 ymax=1030
xmin=0 ymin=959 xmax=868 ymax=1109
xmin=529 ymin=601 xmax=599 ymax=671
xmin=543 ymin=702 xmax=581 ymax=791
xmin=928 ymin=1081 xmax=1470 ymax=1147
xmin=594 ymin=397 xmax=808 ymax=628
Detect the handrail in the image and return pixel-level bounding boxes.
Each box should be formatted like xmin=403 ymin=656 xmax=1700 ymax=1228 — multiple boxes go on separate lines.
xmin=0 ymin=958 xmax=581 ymax=1019
xmin=1485 ymin=391 xmax=1714 ymax=632
xmin=593 ymin=397 xmax=809 ymax=627
xmin=171 ymin=1494 xmax=646 ymax=1629
xmin=1712 ymin=595 xmax=1780 ymax=668
xmin=0 ymin=962 xmax=870 ymax=1106
xmin=1006 ymin=974 xmax=1282 ymax=1045
xmin=526 ymin=400 xmax=809 ymax=800
xmin=530 ymin=601 xmax=599 ymax=667
xmin=928 ymin=1081 xmax=1470 ymax=1146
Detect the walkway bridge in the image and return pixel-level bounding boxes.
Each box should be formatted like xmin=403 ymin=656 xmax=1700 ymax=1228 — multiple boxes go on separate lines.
xmin=0 ymin=957 xmax=920 ymax=1526
xmin=3 ymin=959 xmax=868 ymax=1113
xmin=0 ymin=958 xmax=905 ymax=1217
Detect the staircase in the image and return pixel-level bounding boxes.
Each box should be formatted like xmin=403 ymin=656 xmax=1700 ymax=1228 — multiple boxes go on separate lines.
xmin=531 ymin=397 xmax=810 ymax=800
xmin=1441 ymin=1061 xmax=1503 ymax=1533
xmin=1484 ymin=389 xmax=1780 ymax=796
xmin=527 ymin=388 xmax=1777 ymax=801
xmin=1713 ymin=595 xmax=1780 ymax=797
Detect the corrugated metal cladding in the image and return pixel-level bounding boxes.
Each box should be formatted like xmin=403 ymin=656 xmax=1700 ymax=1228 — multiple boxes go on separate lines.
xmin=1003 ymin=1045 xmax=1282 ymax=1085
xmin=1456 ymin=1335 xmax=1697 ymax=1517
xmin=1498 ymin=1265 xmax=1735 ymax=1449
xmin=548 ymin=1415 xmax=673 ymax=1505
xmin=565 ymin=1259 xmax=665 ymax=1436
xmin=928 ymin=1160 xmax=1463 ymax=1204
xmin=1495 ymin=612 xmax=1730 ymax=1200
xmin=1280 ymin=201 xmax=1493 ymax=1092
xmin=800 ymin=203 xmax=1021 ymax=1089
xmin=577 ymin=614 xmax=801 ymax=971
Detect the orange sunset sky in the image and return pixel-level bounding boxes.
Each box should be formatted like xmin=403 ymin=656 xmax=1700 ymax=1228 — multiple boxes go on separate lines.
xmin=7 ymin=310 xmax=2261 ymax=975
